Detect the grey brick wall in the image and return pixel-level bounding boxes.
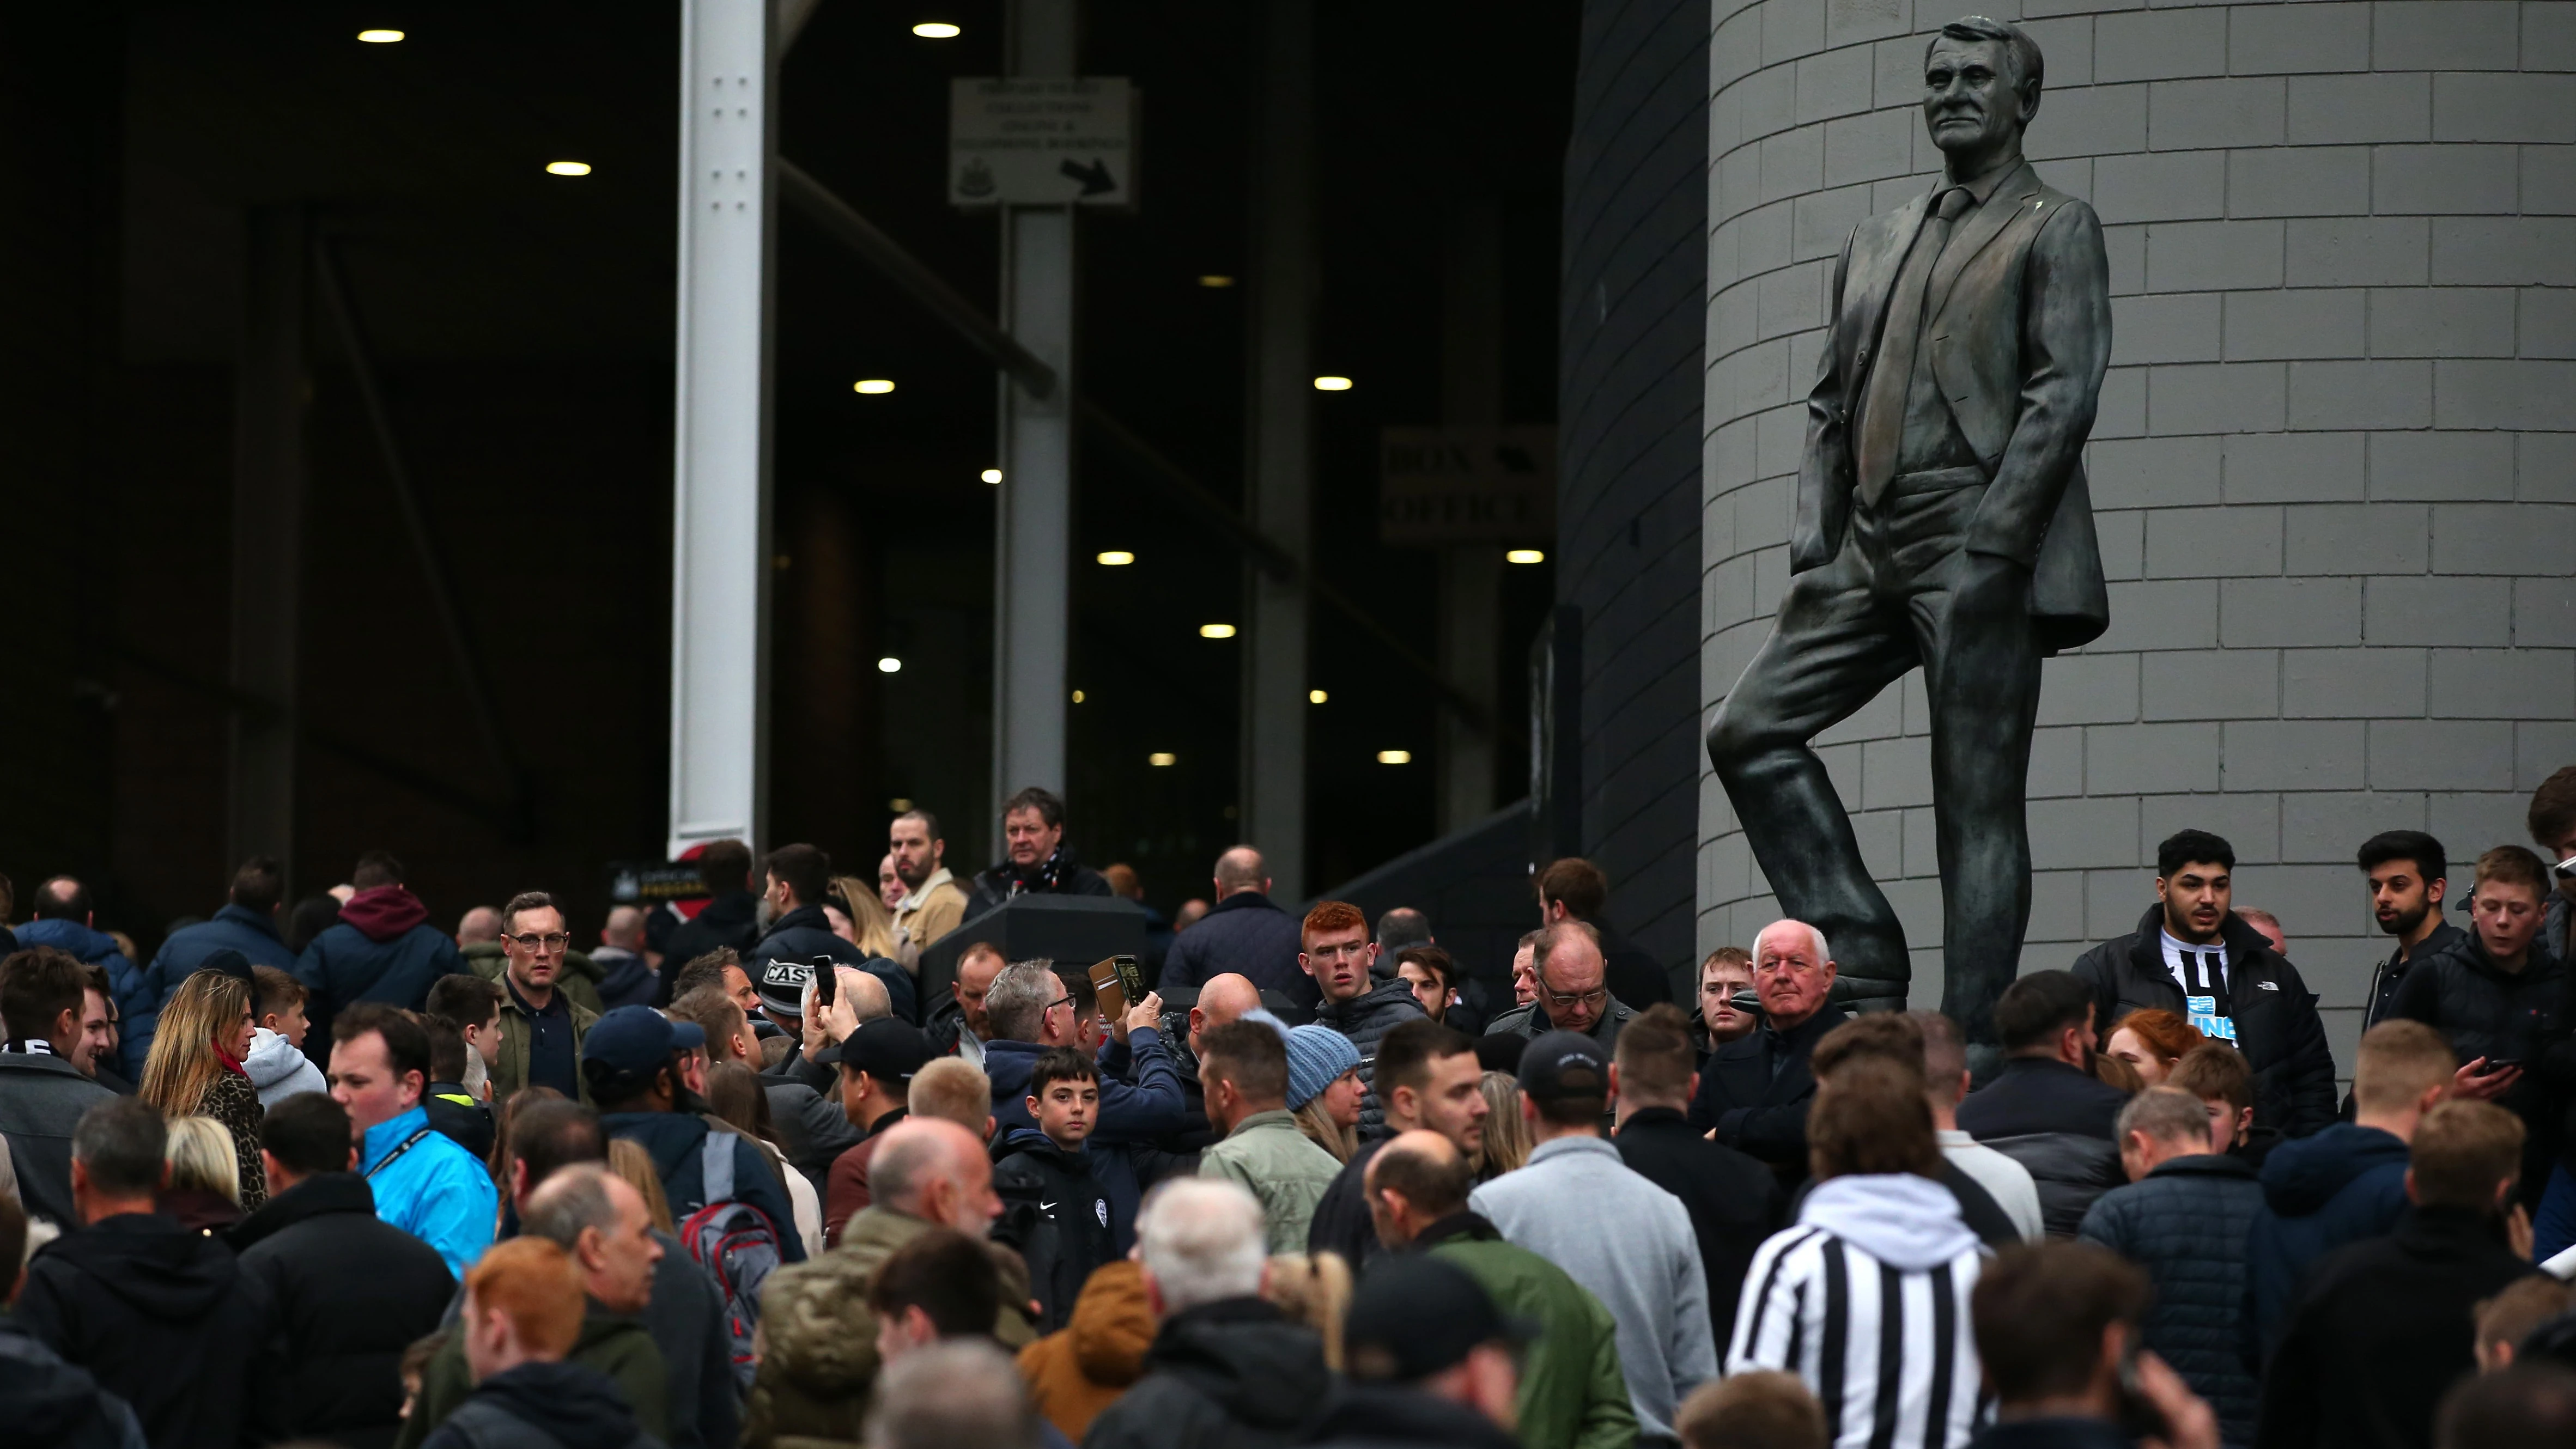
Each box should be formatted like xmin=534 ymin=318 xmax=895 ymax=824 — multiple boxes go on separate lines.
xmin=1701 ymin=0 xmax=2575 ymax=1071
xmin=1564 ymin=0 xmax=1712 ymax=971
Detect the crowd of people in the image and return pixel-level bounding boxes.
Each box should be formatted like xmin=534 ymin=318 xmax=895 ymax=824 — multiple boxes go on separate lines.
xmin=7 ymin=774 xmax=2576 ymax=1449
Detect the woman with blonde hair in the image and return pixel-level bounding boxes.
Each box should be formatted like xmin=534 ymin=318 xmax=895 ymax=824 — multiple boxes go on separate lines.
xmin=824 ymin=875 xmax=901 ymax=962
xmin=1284 ymin=1025 xmax=1362 ymax=1164
xmin=141 ymin=967 xmax=266 ymax=1208
xmin=606 ymin=1138 xmax=677 ymax=1234
xmin=1261 ymin=1252 xmax=1352 ymax=1369
xmin=1477 ymin=1069 xmax=1530 ymax=1175
xmin=163 ymin=1116 xmax=245 ymax=1232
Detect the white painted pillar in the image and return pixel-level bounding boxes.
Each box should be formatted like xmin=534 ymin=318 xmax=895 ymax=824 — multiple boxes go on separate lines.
xmin=991 ymin=0 xmax=1079 ymax=810
xmin=667 ymin=0 xmax=777 ymax=858
xmin=1243 ymin=0 xmax=1314 ymax=899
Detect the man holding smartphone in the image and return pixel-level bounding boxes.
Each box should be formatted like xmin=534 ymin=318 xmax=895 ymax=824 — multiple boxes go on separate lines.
xmin=2386 ymin=846 xmax=2565 ymax=1219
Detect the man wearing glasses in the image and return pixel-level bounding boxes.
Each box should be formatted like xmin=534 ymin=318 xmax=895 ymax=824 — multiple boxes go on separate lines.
xmin=485 ymin=890 xmax=596 ymax=1102
xmin=979 ymin=960 xmax=1181 ymax=1252
xmin=1484 ymin=922 xmax=1635 ymax=1048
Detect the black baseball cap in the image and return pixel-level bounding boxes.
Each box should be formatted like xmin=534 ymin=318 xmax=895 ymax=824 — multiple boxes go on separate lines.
xmin=1343 ymin=1253 xmax=1537 ymax=1383
xmin=824 ymin=1018 xmax=934 ymax=1084
xmin=1517 ymin=1030 xmax=1609 ymax=1103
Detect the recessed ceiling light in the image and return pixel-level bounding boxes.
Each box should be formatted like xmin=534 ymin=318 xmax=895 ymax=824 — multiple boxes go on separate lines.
xmin=1071 ymin=689 xmax=1086 ymax=704
xmin=1376 ymin=750 xmax=1413 ymax=765
xmin=1199 ymin=623 xmax=1237 ymax=639
xmin=357 ymin=29 xmax=405 ymax=44
xmin=1313 ymin=376 xmax=1353 ymax=392
xmin=1096 ymin=550 xmax=1135 ymax=566
xmin=981 ymin=467 xmax=1003 ymax=484
xmin=1506 ymin=549 xmax=1546 ymax=564
xmin=889 ymin=796 xmax=913 ymax=812
xmin=1198 ymin=275 xmax=1236 ymax=288
xmin=913 ymin=22 xmax=962 ymax=38
xmin=876 ymin=657 xmax=902 ymax=673
xmin=1308 ymin=689 xmax=1328 ymax=704
xmin=1148 ymin=752 xmax=1177 ymax=767
xmin=854 ymin=379 xmax=895 ymax=394
xmin=545 ymin=161 xmax=592 ymax=176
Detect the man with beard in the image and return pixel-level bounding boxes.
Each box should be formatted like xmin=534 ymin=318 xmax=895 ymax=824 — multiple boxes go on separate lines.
xmin=888 ymin=810 xmax=969 ymax=961
xmin=2357 ymin=832 xmax=2463 ymax=1031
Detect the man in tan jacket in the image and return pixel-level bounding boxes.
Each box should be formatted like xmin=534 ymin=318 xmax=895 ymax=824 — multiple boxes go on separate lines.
xmin=888 ymin=809 xmax=969 ymax=965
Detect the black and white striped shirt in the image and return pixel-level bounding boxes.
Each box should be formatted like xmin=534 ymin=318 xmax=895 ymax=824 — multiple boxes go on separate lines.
xmin=1726 ymin=1180 xmax=1988 ymax=1449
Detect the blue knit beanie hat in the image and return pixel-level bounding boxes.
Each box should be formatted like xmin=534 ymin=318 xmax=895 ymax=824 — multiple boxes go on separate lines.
xmin=1284 ymin=1024 xmax=1362 ymax=1110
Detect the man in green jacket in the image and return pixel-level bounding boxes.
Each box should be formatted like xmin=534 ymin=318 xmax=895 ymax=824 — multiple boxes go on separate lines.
xmin=1368 ymin=1130 xmax=1638 ymax=1449
xmin=1195 ymin=1019 xmax=1343 ymax=1252
xmin=398 ymin=1167 xmax=670 ymax=1449
xmin=471 ymin=891 xmax=600 ymax=1104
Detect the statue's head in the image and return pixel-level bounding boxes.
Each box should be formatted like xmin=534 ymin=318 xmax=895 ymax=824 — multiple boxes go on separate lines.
xmin=1923 ymin=16 xmax=2044 ymax=163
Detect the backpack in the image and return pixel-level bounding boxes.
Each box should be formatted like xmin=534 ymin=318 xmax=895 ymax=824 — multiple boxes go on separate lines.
xmin=679 ymin=1129 xmax=785 ymax=1390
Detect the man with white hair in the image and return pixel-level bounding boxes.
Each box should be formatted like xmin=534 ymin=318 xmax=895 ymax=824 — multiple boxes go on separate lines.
xmin=1082 ymin=1180 xmax=1335 ymax=1449
xmin=750 ymin=1118 xmax=1033 ymax=1446
xmin=1688 ymin=918 xmax=1849 ymax=1190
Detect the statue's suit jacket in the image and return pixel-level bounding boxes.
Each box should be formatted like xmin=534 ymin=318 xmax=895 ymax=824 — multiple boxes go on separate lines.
xmin=1794 ymin=160 xmax=2112 ymax=653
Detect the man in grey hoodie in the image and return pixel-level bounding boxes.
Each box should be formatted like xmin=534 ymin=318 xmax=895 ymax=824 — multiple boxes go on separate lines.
xmin=1728 ymin=1055 xmax=1988 ymax=1449
xmin=1469 ymin=1032 xmax=1714 ymax=1444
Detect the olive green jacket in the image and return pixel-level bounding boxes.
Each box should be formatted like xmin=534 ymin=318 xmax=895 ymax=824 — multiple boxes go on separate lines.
xmin=465 ymin=945 xmax=601 ymax=1105
xmin=748 ymin=1206 xmax=1036 ymax=1448
xmin=1425 ymin=1216 xmax=1639 ymax=1449
xmin=1198 ymin=1109 xmax=1344 ymax=1255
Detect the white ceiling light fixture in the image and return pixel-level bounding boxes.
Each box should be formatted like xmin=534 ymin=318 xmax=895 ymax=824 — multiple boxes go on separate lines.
xmin=1199 ymin=623 xmax=1237 ymax=639
xmin=981 ymin=467 xmax=1003 ymax=484
xmin=1308 ymin=689 xmax=1328 ymax=704
xmin=912 ymin=21 xmax=962 ymax=38
xmin=1506 ymin=548 xmax=1546 ymax=564
xmin=877 ymin=657 xmax=903 ymax=674
xmin=1096 ymin=550 xmax=1135 ymax=566
xmin=357 ymin=29 xmax=405 ymax=44
xmin=853 ymin=379 xmax=895 ymax=394
xmin=1313 ymin=375 xmax=1353 ymax=392
xmin=1148 ymin=752 xmax=1177 ymax=766
xmin=1376 ymin=750 xmax=1412 ymax=765
xmin=545 ymin=161 xmax=592 ymax=176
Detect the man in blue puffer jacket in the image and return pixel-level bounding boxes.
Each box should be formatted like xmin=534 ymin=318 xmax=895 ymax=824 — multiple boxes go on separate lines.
xmin=13 ymin=878 xmax=141 ymax=1070
xmin=2079 ymin=1086 xmax=2264 ymax=1447
xmin=2244 ymin=1017 xmax=2456 ymax=1358
xmin=133 ymin=856 xmax=296 ymax=1079
xmin=295 ymin=851 xmax=463 ymax=1069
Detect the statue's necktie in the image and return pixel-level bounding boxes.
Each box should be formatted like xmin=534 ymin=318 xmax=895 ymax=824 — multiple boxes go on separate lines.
xmin=1857 ymin=185 xmax=1973 ymax=507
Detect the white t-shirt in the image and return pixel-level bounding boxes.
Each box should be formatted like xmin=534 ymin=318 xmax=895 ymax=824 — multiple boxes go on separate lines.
xmin=2159 ymin=930 xmax=2238 ymax=1044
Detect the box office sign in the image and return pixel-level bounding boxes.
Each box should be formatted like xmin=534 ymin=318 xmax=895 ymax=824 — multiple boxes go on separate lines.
xmin=1378 ymin=426 xmax=1556 ymax=545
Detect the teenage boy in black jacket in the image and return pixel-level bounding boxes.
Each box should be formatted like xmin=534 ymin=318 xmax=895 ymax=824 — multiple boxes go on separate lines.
xmin=993 ymin=1046 xmax=1115 ymax=1333
xmin=2068 ymin=829 xmax=2337 ymax=1140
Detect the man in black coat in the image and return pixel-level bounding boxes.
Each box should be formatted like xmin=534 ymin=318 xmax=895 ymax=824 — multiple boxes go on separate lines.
xmin=231 ymin=1093 xmax=456 ymax=1449
xmin=0 ymin=947 xmax=118 ymax=1228
xmin=968 ymin=786 xmax=1114 ymax=916
xmin=2258 ymin=1100 xmax=2542 ymax=1449
xmin=745 ymin=843 xmax=914 ymax=1023
xmin=1307 ymin=1020 xmax=1494 ymax=1268
xmin=1688 ymin=918 xmax=1849 ymax=1190
xmin=991 ymin=1048 xmax=1116 ymax=1333
xmin=1608 ymin=1004 xmax=1782 ymax=1337
xmin=2068 ymin=829 xmax=2338 ymax=1139
xmin=2357 ymin=830 xmax=2466 ymax=1031
xmin=1156 ymin=847 xmax=1307 ymax=1005
xmin=1957 ymin=970 xmax=2128 ymax=1237
xmin=654 ymin=839 xmax=762 ymax=1006
xmin=14 ymin=1098 xmax=284 ymax=1449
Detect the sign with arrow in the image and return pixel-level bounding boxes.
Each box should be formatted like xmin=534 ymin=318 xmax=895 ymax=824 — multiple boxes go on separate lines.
xmin=950 ymin=77 xmax=1137 ymax=209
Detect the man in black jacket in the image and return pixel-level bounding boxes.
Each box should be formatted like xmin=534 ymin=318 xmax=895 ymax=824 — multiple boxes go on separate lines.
xmin=655 ymin=841 xmax=762 ymax=1007
xmin=992 ymin=1047 xmax=1115 ymax=1333
xmin=1083 ymin=1177 xmax=1332 ymax=1449
xmin=1688 ymin=918 xmax=1849 ymax=1190
xmin=2258 ymin=1100 xmax=2543 ymax=1449
xmin=0 ymin=1191 xmax=146 ymax=1449
xmin=1301 ymin=900 xmax=1429 ymax=1139
xmin=2388 ymin=845 xmax=2567 ymax=1211
xmin=232 ymin=1092 xmax=455 ymax=1449
xmin=968 ymin=786 xmax=1114 ymax=916
xmin=1156 ymin=847 xmax=1306 ymax=1004
xmin=2068 ymin=829 xmax=2337 ymax=1140
xmin=15 ymin=1097 xmax=284 ymax=1449
xmin=0 ymin=946 xmax=118 ymax=1227
xmin=2358 ymin=830 xmax=2465 ymax=1031
xmin=1307 ymin=1019 xmax=1492 ymax=1267
xmin=1608 ymin=1004 xmax=1782 ymax=1337
xmin=1957 ymin=970 xmax=2128 ymax=1237
xmin=745 ymin=844 xmax=914 ymax=1024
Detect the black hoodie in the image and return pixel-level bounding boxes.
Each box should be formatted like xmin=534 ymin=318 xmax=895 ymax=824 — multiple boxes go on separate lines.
xmin=0 ymin=1317 xmax=144 ymax=1449
xmin=420 ymin=1361 xmax=658 ymax=1449
xmin=13 ymin=1212 xmax=282 ymax=1449
xmin=1083 ymin=1297 xmax=1334 ymax=1449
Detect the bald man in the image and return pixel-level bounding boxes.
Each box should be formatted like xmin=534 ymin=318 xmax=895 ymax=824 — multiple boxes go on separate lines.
xmin=1157 ymin=847 xmax=1310 ymax=1006
xmin=1141 ymin=972 xmax=1263 ymax=1162
xmin=754 ymin=1117 xmax=1031 ymax=1442
xmin=1686 ymin=918 xmax=1850 ymax=1190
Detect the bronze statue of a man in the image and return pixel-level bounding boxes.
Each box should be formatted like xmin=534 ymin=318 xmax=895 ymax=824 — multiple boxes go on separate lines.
xmin=1706 ymin=16 xmax=2110 ymax=1043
